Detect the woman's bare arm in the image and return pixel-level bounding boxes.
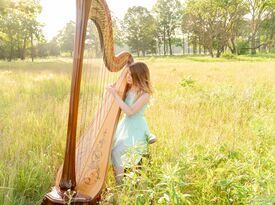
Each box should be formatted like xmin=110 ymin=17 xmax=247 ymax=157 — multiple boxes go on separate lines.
xmin=106 ymin=86 xmax=149 ymax=117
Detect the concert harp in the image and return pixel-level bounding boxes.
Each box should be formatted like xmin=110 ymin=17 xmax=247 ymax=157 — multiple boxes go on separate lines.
xmin=42 ymin=0 xmax=133 ymax=204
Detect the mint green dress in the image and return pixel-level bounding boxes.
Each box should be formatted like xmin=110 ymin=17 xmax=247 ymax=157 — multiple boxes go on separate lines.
xmin=112 ymin=91 xmax=150 ymax=168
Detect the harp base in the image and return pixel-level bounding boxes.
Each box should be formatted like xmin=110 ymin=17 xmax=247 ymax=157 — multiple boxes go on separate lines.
xmin=42 ymin=186 xmax=98 ymax=205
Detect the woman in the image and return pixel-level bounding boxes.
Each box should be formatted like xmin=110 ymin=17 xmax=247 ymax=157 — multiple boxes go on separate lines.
xmin=106 ymin=62 xmax=156 ymax=184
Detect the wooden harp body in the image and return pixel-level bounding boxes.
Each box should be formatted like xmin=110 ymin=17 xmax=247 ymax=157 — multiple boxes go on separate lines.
xmin=42 ymin=0 xmax=132 ymax=204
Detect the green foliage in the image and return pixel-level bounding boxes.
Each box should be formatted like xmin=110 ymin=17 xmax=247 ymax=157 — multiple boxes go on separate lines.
xmin=0 ymin=0 xmax=44 ymax=61
xmin=85 ymin=21 xmax=101 ymax=58
xmin=153 ymin=0 xmax=182 ymax=55
xmin=57 ymin=21 xmax=75 ymax=57
xmin=0 ymin=0 xmax=8 ymax=13
xmin=112 ymin=17 xmax=125 ymax=48
xmin=246 ymin=0 xmax=275 ymax=55
xmin=180 ymin=76 xmax=195 ymax=87
xmin=236 ymin=38 xmax=250 ymax=55
xmin=185 ymin=0 xmax=248 ymax=57
xmin=47 ymin=37 xmax=60 ymax=57
xmin=123 ymin=6 xmax=157 ymax=56
xmin=221 ymin=52 xmax=237 ymax=59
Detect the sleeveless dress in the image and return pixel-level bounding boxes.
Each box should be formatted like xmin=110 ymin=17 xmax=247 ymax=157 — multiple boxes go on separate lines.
xmin=112 ymin=91 xmax=150 ymax=168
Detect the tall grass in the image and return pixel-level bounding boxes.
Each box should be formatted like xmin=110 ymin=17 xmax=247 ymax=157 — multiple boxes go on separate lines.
xmin=0 ymin=56 xmax=274 ymax=204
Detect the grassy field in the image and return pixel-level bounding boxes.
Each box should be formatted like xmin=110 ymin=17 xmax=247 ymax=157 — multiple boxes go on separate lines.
xmin=0 ymin=56 xmax=274 ymax=204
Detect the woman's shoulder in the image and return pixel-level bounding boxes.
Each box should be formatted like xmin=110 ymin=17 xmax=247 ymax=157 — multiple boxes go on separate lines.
xmin=126 ymin=90 xmax=136 ymax=99
xmin=127 ymin=89 xmax=150 ymax=102
xmin=141 ymin=92 xmax=150 ymax=98
xmin=127 ymin=89 xmax=149 ymax=96
xmin=138 ymin=92 xmax=150 ymax=103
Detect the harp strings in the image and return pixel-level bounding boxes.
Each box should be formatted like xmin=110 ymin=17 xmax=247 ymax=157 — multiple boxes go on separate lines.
xmin=77 ymin=20 xmax=103 ymax=173
xmin=76 ymin=19 xmax=122 ymax=181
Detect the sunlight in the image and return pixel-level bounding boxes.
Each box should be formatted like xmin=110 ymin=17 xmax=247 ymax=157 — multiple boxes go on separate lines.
xmin=38 ymin=0 xmax=157 ymax=40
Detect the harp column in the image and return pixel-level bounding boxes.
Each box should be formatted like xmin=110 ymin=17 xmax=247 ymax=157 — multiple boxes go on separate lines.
xmin=59 ymin=0 xmax=91 ymax=192
xmin=42 ymin=0 xmax=95 ymax=204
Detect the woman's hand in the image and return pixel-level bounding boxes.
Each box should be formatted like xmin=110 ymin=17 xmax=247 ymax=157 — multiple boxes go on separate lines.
xmin=106 ymin=84 xmax=117 ymax=95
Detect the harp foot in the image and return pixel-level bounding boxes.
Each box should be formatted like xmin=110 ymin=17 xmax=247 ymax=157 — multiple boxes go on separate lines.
xmin=42 ymin=186 xmax=99 ymax=205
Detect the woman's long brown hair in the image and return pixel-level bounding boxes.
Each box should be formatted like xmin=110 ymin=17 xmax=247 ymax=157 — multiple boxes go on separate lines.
xmin=129 ymin=62 xmax=153 ymax=98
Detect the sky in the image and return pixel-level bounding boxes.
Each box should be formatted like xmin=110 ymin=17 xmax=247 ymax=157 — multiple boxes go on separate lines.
xmin=38 ymin=0 xmax=157 ymax=41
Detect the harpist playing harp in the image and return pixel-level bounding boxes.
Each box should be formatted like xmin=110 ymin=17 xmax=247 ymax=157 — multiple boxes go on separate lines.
xmin=42 ymin=0 xmax=133 ymax=204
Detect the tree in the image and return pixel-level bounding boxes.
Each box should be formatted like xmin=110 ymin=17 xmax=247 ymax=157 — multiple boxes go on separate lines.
xmin=247 ymin=0 xmax=274 ymax=54
xmin=85 ymin=20 xmax=101 ymax=57
xmin=260 ymin=6 xmax=275 ymax=52
xmin=227 ymin=17 xmax=249 ymax=55
xmin=123 ymin=6 xmax=157 ymax=56
xmin=112 ymin=16 xmax=125 ymax=48
xmin=0 ymin=0 xmax=8 ymax=14
xmin=180 ymin=10 xmax=189 ymax=55
xmin=58 ymin=21 xmax=75 ymax=56
xmin=0 ymin=6 xmax=22 ymax=61
xmin=0 ymin=0 xmax=43 ymax=61
xmin=185 ymin=0 xmax=248 ymax=57
xmin=47 ymin=37 xmax=60 ymax=56
xmin=153 ymin=0 xmax=182 ymax=55
xmin=18 ymin=0 xmax=43 ymax=61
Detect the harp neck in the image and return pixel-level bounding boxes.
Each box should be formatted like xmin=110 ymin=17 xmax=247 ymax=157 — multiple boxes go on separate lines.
xmin=90 ymin=0 xmax=132 ymax=71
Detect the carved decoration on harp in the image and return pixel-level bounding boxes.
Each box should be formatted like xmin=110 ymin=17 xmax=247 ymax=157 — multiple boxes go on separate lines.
xmin=42 ymin=0 xmax=133 ymax=204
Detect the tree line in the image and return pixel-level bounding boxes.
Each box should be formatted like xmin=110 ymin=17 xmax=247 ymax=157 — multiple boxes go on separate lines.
xmin=0 ymin=0 xmax=43 ymax=61
xmin=0 ymin=0 xmax=78 ymax=61
xmin=123 ymin=0 xmax=274 ymax=57
xmin=0 ymin=0 xmax=274 ymax=61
